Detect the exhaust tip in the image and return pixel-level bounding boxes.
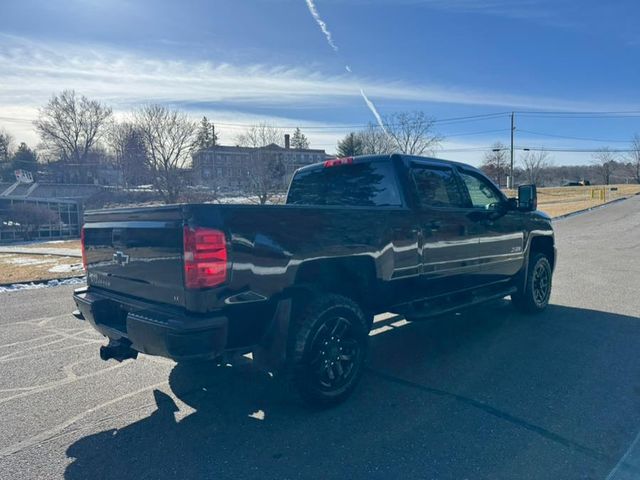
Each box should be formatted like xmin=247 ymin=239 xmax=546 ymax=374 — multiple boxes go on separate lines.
xmin=99 ymin=341 xmax=138 ymax=362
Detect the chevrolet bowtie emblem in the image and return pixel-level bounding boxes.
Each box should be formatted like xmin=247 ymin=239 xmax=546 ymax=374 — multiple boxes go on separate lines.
xmin=113 ymin=251 xmax=130 ymax=266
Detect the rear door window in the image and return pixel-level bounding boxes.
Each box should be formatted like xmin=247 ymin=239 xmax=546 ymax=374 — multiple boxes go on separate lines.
xmin=409 ymin=164 xmax=466 ymax=208
xmin=287 ymin=161 xmax=402 ymax=207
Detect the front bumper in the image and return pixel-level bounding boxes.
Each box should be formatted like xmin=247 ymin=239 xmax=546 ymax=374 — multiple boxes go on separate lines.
xmin=73 ymin=287 xmax=228 ymax=361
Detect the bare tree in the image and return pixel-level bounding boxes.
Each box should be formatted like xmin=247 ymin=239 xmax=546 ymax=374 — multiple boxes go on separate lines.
xmin=592 ymin=147 xmax=617 ymax=185
xmin=481 ymin=142 xmax=509 ymax=187
xmin=34 ymin=90 xmax=112 ymax=183
xmin=108 ymin=122 xmax=150 ymax=188
xmin=242 ymin=154 xmax=287 ymax=204
xmin=134 ymin=105 xmax=197 ymax=203
xmin=0 ymin=129 xmax=14 ymax=163
xmin=9 ymin=203 xmax=60 ymax=241
xmin=383 ymin=111 xmax=442 ymax=155
xmin=236 ymin=123 xmax=281 ymax=148
xmin=357 ymin=123 xmax=394 ymax=155
xmin=627 ymin=134 xmax=640 ymax=184
xmin=521 ymin=150 xmax=553 ymax=186
xmin=0 ymin=129 xmax=15 ymax=181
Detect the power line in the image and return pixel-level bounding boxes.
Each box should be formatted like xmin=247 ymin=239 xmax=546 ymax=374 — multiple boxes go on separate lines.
xmin=517 ymin=146 xmax=637 ymax=153
xmin=519 ymin=129 xmax=632 ymax=143
xmin=515 ymin=110 xmax=640 ymax=119
xmin=2 ymin=109 xmax=639 ymax=132
xmin=205 ymin=112 xmax=511 ymax=131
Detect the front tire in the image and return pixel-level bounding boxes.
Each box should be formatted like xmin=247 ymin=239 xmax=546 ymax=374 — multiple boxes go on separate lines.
xmin=511 ymin=253 xmax=553 ymax=313
xmin=288 ymin=293 xmax=369 ymax=407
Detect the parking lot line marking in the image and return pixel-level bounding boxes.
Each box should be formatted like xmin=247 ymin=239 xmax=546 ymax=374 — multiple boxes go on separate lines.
xmin=0 ymin=381 xmax=168 ymax=458
xmin=0 ymin=361 xmax=126 ymax=405
xmin=0 ymin=333 xmax=59 ymax=349
xmin=605 ymin=428 xmax=640 ymax=480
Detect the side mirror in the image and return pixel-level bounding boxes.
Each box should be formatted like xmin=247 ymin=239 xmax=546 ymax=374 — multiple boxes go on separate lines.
xmin=518 ymin=184 xmax=537 ymax=212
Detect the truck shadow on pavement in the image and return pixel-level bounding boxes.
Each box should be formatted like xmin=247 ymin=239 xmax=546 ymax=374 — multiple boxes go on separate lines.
xmin=64 ymin=302 xmax=640 ymax=480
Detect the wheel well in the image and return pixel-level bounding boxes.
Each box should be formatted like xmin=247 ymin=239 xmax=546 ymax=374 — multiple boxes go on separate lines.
xmin=529 ymin=235 xmax=555 ymax=269
xmin=293 ymin=258 xmax=377 ymax=312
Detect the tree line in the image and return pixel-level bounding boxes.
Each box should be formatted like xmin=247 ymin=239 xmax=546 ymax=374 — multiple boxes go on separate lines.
xmin=480 ymin=140 xmax=640 ymax=188
xmin=0 ymin=90 xmax=316 ymax=204
xmin=2 ymin=89 xmax=640 ymax=207
xmin=334 ymin=111 xmax=442 ymax=157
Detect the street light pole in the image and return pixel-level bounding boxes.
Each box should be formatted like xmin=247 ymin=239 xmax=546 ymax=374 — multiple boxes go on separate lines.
xmin=510 ymin=111 xmax=515 ymax=189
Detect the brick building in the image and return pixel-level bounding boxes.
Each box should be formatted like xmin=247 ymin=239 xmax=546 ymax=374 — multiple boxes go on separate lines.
xmin=192 ymin=136 xmax=327 ymax=190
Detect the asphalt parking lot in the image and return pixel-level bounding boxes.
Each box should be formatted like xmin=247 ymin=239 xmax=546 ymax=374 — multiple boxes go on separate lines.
xmin=1 ymin=196 xmax=640 ymax=479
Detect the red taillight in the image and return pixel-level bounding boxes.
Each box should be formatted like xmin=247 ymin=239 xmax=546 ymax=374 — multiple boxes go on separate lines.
xmin=183 ymin=226 xmax=227 ymax=289
xmin=80 ymin=227 xmax=88 ymax=271
xmin=324 ymin=156 xmax=354 ymax=168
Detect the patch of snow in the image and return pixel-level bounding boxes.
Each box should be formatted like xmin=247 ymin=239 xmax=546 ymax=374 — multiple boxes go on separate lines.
xmin=0 ymin=277 xmax=85 ymax=293
xmin=48 ymin=263 xmax=83 ymax=273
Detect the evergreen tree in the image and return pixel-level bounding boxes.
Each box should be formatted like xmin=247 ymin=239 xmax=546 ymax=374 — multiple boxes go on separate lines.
xmin=11 ymin=143 xmax=38 ymax=175
xmin=337 ymin=132 xmax=364 ymax=157
xmin=195 ymin=116 xmax=218 ymax=150
xmin=291 ymin=127 xmax=310 ymax=149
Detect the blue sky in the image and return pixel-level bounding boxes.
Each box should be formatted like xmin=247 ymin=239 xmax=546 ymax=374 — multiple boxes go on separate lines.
xmin=1 ymin=0 xmax=639 ymax=165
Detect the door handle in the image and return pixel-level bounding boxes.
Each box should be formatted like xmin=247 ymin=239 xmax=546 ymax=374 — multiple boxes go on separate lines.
xmin=428 ymin=221 xmax=441 ymax=232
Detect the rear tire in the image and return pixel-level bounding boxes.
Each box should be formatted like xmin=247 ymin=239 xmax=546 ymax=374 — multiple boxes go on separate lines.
xmin=288 ymin=293 xmax=368 ymax=407
xmin=511 ymin=252 xmax=553 ymax=313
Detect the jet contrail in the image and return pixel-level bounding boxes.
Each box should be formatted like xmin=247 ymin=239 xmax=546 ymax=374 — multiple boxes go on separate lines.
xmin=304 ymin=0 xmax=339 ymax=52
xmin=303 ymin=0 xmax=386 ymax=131
xmin=360 ymin=88 xmax=387 ymax=132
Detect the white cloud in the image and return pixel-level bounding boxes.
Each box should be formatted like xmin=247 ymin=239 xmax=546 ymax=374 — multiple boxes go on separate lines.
xmin=0 ymin=35 xmax=633 ymax=148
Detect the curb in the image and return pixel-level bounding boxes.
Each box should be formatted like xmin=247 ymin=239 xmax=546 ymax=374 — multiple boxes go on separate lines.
xmin=552 ymin=196 xmax=629 ymax=221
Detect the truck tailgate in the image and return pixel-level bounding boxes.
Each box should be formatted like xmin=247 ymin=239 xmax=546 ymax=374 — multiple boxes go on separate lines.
xmin=83 ymin=206 xmax=187 ymax=308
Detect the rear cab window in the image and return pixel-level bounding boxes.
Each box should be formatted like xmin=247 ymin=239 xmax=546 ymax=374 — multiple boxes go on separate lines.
xmin=286 ymin=160 xmax=403 ymax=207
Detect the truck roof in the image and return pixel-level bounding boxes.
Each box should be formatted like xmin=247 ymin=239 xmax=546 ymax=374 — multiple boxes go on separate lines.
xmin=295 ymin=153 xmax=483 ymax=175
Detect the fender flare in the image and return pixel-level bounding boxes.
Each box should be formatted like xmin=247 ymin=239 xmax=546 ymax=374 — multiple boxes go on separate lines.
xmin=520 ymin=230 xmax=555 ymax=292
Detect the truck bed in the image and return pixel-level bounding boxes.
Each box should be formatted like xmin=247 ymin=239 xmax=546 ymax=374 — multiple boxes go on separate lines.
xmin=83 ymin=203 xmax=418 ymax=313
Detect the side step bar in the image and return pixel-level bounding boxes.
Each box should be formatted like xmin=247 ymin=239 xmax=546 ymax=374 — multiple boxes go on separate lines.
xmin=405 ymin=287 xmax=517 ymax=320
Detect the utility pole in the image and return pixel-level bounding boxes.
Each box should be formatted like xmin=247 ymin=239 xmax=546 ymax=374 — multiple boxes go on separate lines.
xmin=510 ymin=112 xmax=515 ymax=189
xmin=212 ymin=124 xmax=216 ymax=147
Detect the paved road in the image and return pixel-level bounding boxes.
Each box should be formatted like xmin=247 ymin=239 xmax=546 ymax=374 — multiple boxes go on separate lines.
xmin=1 ymin=197 xmax=640 ymax=479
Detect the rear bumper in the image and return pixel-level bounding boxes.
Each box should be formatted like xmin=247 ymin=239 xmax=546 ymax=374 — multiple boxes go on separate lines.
xmin=73 ymin=287 xmax=228 ymax=361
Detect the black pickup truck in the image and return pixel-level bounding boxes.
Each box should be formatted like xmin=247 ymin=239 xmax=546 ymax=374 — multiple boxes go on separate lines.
xmin=73 ymin=154 xmax=556 ymax=405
